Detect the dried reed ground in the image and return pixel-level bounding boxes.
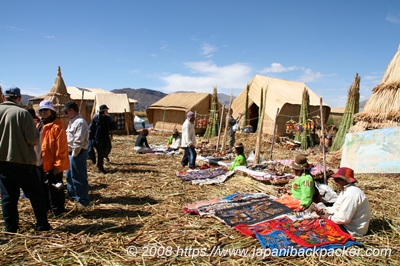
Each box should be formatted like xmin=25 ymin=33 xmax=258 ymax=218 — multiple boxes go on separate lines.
xmin=0 ymin=132 xmax=398 ymax=265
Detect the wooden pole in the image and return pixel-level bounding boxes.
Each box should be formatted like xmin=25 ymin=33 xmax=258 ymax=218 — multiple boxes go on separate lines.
xmin=254 ymin=86 xmax=268 ymax=164
xmin=124 ymin=108 xmax=129 ymax=136
xmin=221 ymin=92 xmax=233 ymax=152
xmin=216 ymin=105 xmax=225 ymax=151
xmin=320 ymin=97 xmax=327 ymax=184
xmin=269 ymin=108 xmax=279 ymax=161
xmin=80 ymin=90 xmax=84 ymax=114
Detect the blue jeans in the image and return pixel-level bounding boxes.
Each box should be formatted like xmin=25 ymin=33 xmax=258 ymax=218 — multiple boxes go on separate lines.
xmin=0 ymin=162 xmax=50 ymax=232
xmin=181 ymin=146 xmax=197 ymax=169
xmin=66 ymin=150 xmax=90 ymax=206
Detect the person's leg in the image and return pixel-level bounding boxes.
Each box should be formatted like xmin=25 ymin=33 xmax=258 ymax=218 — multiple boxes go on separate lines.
xmin=71 ymin=151 xmax=90 ymax=206
xmin=228 ymin=131 xmax=235 ymax=151
xmin=36 ymin=167 xmax=51 ymax=212
xmin=0 ymin=163 xmax=21 ymax=232
xmin=66 ymin=156 xmax=76 ymax=200
xmin=16 ymin=164 xmax=51 ymax=231
xmin=181 ymin=147 xmax=189 ymax=167
xmin=188 ymin=147 xmax=197 ymax=169
xmin=48 ymin=172 xmax=65 ymax=216
xmin=96 ymin=140 xmax=105 ymax=172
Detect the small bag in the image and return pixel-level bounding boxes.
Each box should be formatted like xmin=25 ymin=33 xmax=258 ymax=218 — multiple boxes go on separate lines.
xmin=232 ymin=122 xmax=240 ymax=132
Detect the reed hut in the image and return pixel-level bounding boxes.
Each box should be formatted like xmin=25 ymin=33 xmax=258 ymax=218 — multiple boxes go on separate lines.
xmin=28 ymin=66 xmax=73 ymax=127
xmin=350 ymin=45 xmax=400 ymax=132
xmin=146 ymin=92 xmax=222 ymax=134
xmin=0 ymin=86 xmax=4 ymax=103
xmin=231 ymin=74 xmax=331 ymax=136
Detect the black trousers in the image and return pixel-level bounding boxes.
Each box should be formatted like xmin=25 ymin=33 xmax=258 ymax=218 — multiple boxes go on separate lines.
xmin=0 ymin=162 xmax=50 ymax=232
xmin=37 ymin=167 xmax=65 ymax=216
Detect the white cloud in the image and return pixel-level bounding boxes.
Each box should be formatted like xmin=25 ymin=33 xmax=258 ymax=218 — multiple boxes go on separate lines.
xmin=201 ymin=43 xmax=217 ymax=58
xmin=298 ymin=68 xmax=324 ymax=82
xmin=159 ymin=61 xmax=251 ymax=94
xmin=260 ymin=63 xmax=298 ymax=73
xmin=386 ymin=12 xmax=400 ymax=26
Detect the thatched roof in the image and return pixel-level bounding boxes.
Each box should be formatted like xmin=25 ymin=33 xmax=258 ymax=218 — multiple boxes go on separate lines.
xmin=91 ymin=93 xmax=131 ymax=115
xmin=0 ymin=85 xmax=4 ymax=103
xmin=231 ymin=74 xmax=330 ymax=121
xmin=351 ymin=45 xmax=400 ymax=132
xmin=42 ymin=66 xmax=72 ymax=112
xmin=147 ymin=92 xmax=212 ymax=112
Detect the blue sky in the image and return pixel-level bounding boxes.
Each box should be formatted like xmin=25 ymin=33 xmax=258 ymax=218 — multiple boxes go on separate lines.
xmin=1 ymin=0 xmax=400 ymax=107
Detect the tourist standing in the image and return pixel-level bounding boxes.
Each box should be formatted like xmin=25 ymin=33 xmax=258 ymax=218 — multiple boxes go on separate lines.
xmin=62 ymin=101 xmax=90 ymax=206
xmin=0 ymin=87 xmax=51 ymax=232
xmin=181 ymin=111 xmax=197 ymax=169
xmin=88 ymin=104 xmax=116 ymax=174
xmin=227 ymin=109 xmax=243 ymax=153
xmin=36 ymin=100 xmax=70 ymax=217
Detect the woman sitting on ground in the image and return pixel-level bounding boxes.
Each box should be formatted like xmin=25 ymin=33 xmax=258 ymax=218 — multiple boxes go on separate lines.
xmin=228 ymin=143 xmax=247 ymax=171
xmin=134 ymin=129 xmax=153 ymax=153
xmin=166 ymin=129 xmax=181 ymax=151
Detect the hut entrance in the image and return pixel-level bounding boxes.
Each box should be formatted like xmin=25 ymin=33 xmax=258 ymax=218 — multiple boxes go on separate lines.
xmin=248 ymin=103 xmax=259 ymax=132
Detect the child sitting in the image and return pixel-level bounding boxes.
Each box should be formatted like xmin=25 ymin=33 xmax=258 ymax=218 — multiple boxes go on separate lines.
xmin=229 ymin=143 xmax=247 ymax=171
xmin=134 ymin=129 xmax=153 ymax=153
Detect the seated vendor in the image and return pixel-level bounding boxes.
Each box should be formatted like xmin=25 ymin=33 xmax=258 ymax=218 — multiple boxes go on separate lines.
xmin=228 ymin=143 xmax=246 ymax=171
xmin=134 ymin=129 xmax=153 ymax=153
xmin=167 ymin=129 xmax=181 ymax=151
xmin=290 ymin=155 xmax=315 ymax=211
xmin=322 ymin=167 xmax=371 ymax=237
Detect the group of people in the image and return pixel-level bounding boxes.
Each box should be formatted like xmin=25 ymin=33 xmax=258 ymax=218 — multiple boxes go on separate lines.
xmin=0 ymin=86 xmax=117 ymax=232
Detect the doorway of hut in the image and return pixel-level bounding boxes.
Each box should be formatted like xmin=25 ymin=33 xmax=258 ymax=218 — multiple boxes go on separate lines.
xmin=248 ymin=103 xmax=259 ymax=132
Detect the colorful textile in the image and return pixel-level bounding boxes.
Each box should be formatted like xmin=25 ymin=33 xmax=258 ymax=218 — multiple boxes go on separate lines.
xmin=273 ymin=194 xmax=301 ymax=210
xmin=255 ymin=230 xmax=360 ymax=254
xmin=183 ymin=197 xmax=222 ymax=214
xmin=191 ymin=170 xmax=234 ymax=185
xmin=222 ymin=192 xmax=270 ymax=201
xmin=176 ymin=167 xmax=228 ymax=181
xmin=214 ymin=198 xmax=292 ymax=226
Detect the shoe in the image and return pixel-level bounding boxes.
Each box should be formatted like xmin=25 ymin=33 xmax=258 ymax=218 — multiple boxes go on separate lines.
xmin=105 ymin=157 xmax=110 ymax=162
xmin=97 ymin=167 xmax=107 ymax=174
xmin=35 ymin=224 xmax=52 ymax=231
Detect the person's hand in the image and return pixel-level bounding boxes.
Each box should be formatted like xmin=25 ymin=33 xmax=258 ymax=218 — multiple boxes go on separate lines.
xmin=320 ymin=213 xmax=331 ymax=219
xmin=295 ymin=205 xmax=306 ymax=212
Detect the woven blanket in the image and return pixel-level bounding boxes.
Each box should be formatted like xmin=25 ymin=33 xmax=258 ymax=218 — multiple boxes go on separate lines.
xmin=273 ymin=195 xmax=301 ymax=210
xmin=255 ymin=230 xmax=359 ymax=255
xmin=176 ymin=167 xmax=228 ymax=181
xmin=191 ymin=170 xmax=234 ymax=185
xmin=214 ymin=198 xmax=292 ymax=227
xmin=183 ymin=197 xmax=222 ymax=214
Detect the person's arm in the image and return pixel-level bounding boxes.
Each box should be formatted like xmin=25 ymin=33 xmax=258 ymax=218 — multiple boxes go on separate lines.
xmin=144 ymin=136 xmax=150 ymax=148
xmin=299 ymin=177 xmax=314 ymax=208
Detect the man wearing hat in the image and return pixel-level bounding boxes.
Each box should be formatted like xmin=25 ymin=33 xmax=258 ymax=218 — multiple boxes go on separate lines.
xmin=88 ymin=104 xmax=117 ymax=173
xmin=167 ymin=129 xmax=181 ymax=151
xmin=0 ymin=87 xmax=51 ymax=232
xmin=62 ymin=101 xmax=90 ymax=206
xmin=181 ymin=111 xmax=197 ymax=169
xmin=322 ymin=167 xmax=371 ymax=236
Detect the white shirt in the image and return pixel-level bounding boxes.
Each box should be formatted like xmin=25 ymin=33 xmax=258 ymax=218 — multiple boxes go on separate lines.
xmin=170 ymin=136 xmax=181 ymax=149
xmin=326 ymin=184 xmax=371 ymax=237
xmin=181 ymin=119 xmax=196 ymax=148
xmin=66 ymin=114 xmax=89 ymax=157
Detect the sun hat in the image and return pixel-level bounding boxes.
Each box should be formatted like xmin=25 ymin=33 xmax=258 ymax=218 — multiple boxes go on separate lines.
xmin=291 ymin=155 xmax=310 ymax=171
xmin=99 ymin=104 xmax=109 ymax=112
xmin=172 ymin=129 xmax=179 ymax=135
xmin=331 ymin=167 xmax=357 ymax=183
xmin=37 ymin=100 xmax=56 ymax=113
xmin=187 ymin=111 xmax=195 ymax=119
xmin=61 ymin=101 xmax=78 ymax=112
xmin=235 ymin=142 xmax=244 ymax=148
xmin=5 ymin=87 xmax=21 ymax=97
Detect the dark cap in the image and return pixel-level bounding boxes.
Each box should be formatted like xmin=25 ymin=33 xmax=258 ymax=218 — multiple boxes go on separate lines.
xmin=5 ymin=87 xmax=21 ymax=97
xmin=99 ymin=104 xmax=109 ymax=112
xmin=61 ymin=101 xmax=78 ymax=112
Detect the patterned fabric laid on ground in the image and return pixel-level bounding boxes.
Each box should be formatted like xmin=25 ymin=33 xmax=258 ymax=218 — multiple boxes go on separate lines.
xmin=234 ymin=165 xmax=295 ymax=184
xmin=176 ymin=167 xmax=228 ymax=181
xmin=214 ymin=198 xmax=292 ymax=226
xmin=197 ymin=196 xmax=272 ymax=216
xmin=183 ymin=197 xmax=222 ymax=214
xmin=255 ymin=229 xmax=360 ymax=255
xmin=191 ymin=170 xmax=235 ymax=185
xmin=183 ymin=193 xmax=272 ymax=216
xmin=284 ymin=210 xmax=320 ymax=221
xmin=222 ymin=192 xmax=270 ymax=201
xmin=270 ymin=217 xmax=354 ymax=248
xmin=273 ymin=194 xmax=301 ymax=210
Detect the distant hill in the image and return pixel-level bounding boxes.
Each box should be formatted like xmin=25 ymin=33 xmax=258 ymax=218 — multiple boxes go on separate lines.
xmin=22 ymin=94 xmax=35 ymax=105
xmin=111 ymin=88 xmax=167 ymax=111
xmin=359 ymin=99 xmax=368 ymax=109
xmin=111 ymin=88 xmax=233 ymax=111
